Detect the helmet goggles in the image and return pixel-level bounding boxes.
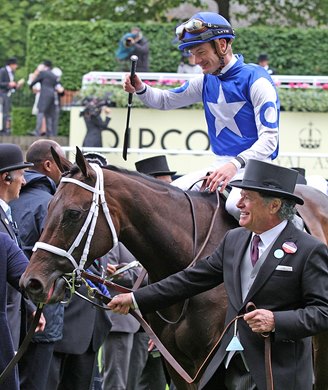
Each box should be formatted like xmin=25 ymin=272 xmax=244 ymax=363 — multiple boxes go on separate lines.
xmin=176 ymin=18 xmax=235 ymax=41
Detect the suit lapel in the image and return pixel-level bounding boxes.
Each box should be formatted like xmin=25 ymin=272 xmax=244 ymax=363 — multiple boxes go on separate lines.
xmin=243 ymin=222 xmax=296 ymax=303
xmin=0 ymin=206 xmax=16 ymax=241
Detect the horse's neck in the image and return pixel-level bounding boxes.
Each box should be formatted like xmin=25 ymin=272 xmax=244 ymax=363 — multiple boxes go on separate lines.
xmin=110 ymin=178 xmax=219 ymax=280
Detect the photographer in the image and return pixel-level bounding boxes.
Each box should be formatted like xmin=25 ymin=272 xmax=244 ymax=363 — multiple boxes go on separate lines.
xmin=115 ymin=27 xmax=149 ymax=72
xmin=80 ymin=97 xmax=112 ymax=148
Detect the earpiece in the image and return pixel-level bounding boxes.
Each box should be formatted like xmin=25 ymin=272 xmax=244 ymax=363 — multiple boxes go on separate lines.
xmin=5 ymin=174 xmax=12 ymax=182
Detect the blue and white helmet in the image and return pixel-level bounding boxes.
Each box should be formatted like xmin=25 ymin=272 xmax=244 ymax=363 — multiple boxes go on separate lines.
xmin=176 ymin=12 xmax=235 ymax=51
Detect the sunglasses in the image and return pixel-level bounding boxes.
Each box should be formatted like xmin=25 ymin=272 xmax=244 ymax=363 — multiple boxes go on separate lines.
xmin=176 ymin=18 xmax=234 ymax=41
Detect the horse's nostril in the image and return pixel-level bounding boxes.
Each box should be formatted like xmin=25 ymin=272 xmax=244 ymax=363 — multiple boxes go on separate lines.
xmin=27 ymin=278 xmax=44 ymax=294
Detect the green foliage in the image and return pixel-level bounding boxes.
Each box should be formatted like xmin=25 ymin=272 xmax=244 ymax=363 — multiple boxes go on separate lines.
xmin=233 ymin=0 xmax=328 ymax=27
xmin=74 ymin=83 xmax=328 ymax=113
xmin=12 ymin=108 xmax=70 ymax=136
xmin=36 ymin=0 xmax=202 ymax=22
xmin=279 ymin=89 xmax=328 ymax=112
xmin=26 ymin=22 xmax=328 ymax=92
xmin=12 ymin=108 xmax=35 ymax=135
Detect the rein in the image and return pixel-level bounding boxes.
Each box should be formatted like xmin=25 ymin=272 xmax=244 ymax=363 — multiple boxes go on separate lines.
xmin=0 ymin=303 xmax=44 ymax=385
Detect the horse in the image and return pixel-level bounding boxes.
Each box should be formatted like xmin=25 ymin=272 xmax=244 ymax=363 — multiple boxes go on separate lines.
xmin=20 ymin=147 xmax=238 ymax=389
xmin=20 ymin=147 xmax=328 ymax=389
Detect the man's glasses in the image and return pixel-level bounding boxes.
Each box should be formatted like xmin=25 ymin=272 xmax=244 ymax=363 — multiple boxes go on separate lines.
xmin=176 ymin=18 xmax=234 ymax=41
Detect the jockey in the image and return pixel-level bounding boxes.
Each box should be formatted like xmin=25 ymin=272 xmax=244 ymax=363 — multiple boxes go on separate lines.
xmin=123 ymin=12 xmax=280 ymax=218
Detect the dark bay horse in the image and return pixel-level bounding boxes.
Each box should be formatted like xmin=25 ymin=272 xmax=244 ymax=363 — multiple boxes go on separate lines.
xmin=20 ymin=147 xmax=237 ymax=389
xmin=20 ymin=148 xmax=328 ymax=389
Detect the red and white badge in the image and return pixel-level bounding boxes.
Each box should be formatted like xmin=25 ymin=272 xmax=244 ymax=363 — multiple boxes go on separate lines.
xmin=282 ymin=242 xmax=297 ymax=254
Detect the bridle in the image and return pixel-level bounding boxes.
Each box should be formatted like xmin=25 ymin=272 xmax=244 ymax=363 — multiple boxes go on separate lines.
xmin=32 ymin=163 xmax=118 ymax=287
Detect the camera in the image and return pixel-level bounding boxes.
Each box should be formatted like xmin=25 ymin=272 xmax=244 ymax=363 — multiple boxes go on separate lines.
xmin=124 ymin=37 xmax=134 ymax=47
xmin=80 ymin=93 xmax=114 ymax=117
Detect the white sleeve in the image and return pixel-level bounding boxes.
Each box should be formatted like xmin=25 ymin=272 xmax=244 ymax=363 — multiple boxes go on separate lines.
xmin=137 ymin=76 xmax=204 ymax=110
xmin=239 ymin=77 xmax=279 ymax=162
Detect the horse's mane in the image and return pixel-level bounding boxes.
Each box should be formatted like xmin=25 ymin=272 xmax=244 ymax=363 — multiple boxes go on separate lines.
xmin=64 ymin=162 xmax=217 ymax=201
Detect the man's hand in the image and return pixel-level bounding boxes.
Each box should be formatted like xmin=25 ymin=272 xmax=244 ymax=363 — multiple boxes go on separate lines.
xmin=33 ymin=312 xmax=46 ymax=333
xmin=244 ymin=309 xmax=275 ymax=333
xmin=123 ymin=74 xmax=143 ymax=94
xmin=206 ymin=162 xmax=237 ymax=192
xmin=107 ymin=293 xmax=133 ymax=315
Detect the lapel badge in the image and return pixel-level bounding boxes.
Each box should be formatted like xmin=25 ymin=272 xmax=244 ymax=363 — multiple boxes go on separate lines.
xmin=274 ymin=249 xmax=284 ymax=259
xmin=282 ymin=242 xmax=297 ymax=254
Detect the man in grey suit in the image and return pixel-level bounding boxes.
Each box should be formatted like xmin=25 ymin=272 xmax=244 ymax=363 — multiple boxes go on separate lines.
xmin=108 ymin=159 xmax=328 ymax=390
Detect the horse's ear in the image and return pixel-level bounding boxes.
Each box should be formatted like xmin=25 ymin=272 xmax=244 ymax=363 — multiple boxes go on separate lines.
xmin=51 ymin=147 xmax=73 ymax=173
xmin=75 ymin=147 xmax=94 ymax=178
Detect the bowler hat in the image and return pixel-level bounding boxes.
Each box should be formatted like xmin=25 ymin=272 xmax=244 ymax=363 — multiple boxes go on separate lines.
xmin=230 ymin=159 xmax=304 ymax=205
xmin=0 ymin=144 xmax=34 ymax=173
xmin=135 ymin=155 xmax=176 ymax=177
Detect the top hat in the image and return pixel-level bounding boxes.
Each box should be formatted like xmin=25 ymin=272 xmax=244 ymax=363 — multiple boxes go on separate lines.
xmin=291 ymin=167 xmax=307 ymax=185
xmin=258 ymin=54 xmax=269 ymax=62
xmin=6 ymin=57 xmax=18 ymax=65
xmin=230 ymin=159 xmax=304 ymax=205
xmin=135 ymin=155 xmax=176 ymax=177
xmin=0 ymin=144 xmax=34 ymax=173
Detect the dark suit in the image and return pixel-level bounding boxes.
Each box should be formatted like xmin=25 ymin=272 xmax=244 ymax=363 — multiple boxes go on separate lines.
xmin=47 ymin=262 xmax=112 ymax=390
xmin=0 ymin=205 xmax=22 ymax=351
xmin=134 ymin=222 xmax=328 ymax=390
xmin=0 ymin=233 xmax=29 ymax=390
xmin=0 ymin=66 xmax=13 ymax=132
xmin=29 ymin=70 xmax=58 ymax=136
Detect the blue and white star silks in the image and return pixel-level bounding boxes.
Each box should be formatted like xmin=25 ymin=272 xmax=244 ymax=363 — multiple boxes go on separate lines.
xmin=137 ymin=55 xmax=279 ymax=162
xmin=207 ymin=84 xmax=246 ymax=138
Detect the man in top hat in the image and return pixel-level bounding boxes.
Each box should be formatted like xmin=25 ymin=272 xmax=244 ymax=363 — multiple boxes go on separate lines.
xmin=0 ymin=143 xmax=36 ymax=351
xmin=135 ymin=155 xmax=177 ymax=184
xmin=109 ymin=160 xmax=328 ymax=390
xmin=0 ymin=57 xmax=24 ymax=134
xmin=257 ymin=53 xmax=275 ymax=75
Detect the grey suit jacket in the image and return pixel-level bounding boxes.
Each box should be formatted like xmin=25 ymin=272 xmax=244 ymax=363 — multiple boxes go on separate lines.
xmin=134 ymin=222 xmax=328 ymax=390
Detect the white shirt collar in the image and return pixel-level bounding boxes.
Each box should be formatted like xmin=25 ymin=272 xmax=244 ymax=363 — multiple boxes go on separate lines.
xmin=254 ymin=220 xmax=288 ymax=253
xmin=0 ymin=198 xmax=10 ymax=215
xmin=219 ymin=55 xmax=237 ymax=75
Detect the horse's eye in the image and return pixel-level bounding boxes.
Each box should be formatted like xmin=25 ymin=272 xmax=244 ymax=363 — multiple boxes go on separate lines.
xmin=65 ymin=209 xmax=82 ymax=221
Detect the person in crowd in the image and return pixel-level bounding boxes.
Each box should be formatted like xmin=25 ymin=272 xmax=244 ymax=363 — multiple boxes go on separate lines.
xmin=257 ymin=53 xmax=275 ymax=75
xmin=51 ymin=67 xmax=65 ymax=136
xmin=29 ymin=60 xmax=63 ymax=136
xmin=0 ymin=143 xmax=34 ymax=351
xmin=0 ymin=57 xmax=24 ymax=134
xmin=81 ymin=97 xmax=112 ymax=148
xmin=116 ymin=27 xmax=149 ymax=72
xmin=126 ymin=155 xmax=176 ymax=390
xmin=101 ymin=244 xmax=144 ymax=390
xmin=122 ymin=12 xmax=280 ymax=220
xmin=10 ymin=139 xmax=65 ymax=390
xmin=46 ymin=152 xmax=112 ymax=390
xmin=108 ymin=160 xmax=328 ymax=390
xmin=28 ymin=64 xmax=64 ymax=136
xmin=177 ymin=51 xmax=202 ymax=74
xmin=0 ymin=233 xmax=45 ymax=390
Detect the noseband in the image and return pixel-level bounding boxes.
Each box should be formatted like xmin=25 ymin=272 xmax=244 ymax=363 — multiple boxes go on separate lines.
xmin=32 ymin=163 xmax=118 ymax=283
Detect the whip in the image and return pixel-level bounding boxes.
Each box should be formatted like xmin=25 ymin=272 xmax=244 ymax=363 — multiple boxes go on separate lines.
xmin=122 ymin=55 xmax=138 ymax=160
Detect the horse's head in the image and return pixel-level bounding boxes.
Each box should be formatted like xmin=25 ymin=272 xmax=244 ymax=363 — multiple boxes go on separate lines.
xmin=20 ymin=147 xmax=118 ymax=304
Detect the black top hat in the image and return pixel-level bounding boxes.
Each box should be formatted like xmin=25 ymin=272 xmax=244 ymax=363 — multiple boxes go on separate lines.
xmin=291 ymin=167 xmax=307 ymax=185
xmin=258 ymin=54 xmax=269 ymax=62
xmin=6 ymin=57 xmax=18 ymax=65
xmin=0 ymin=144 xmax=34 ymax=173
xmin=230 ymin=159 xmax=304 ymax=205
xmin=135 ymin=155 xmax=176 ymax=177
